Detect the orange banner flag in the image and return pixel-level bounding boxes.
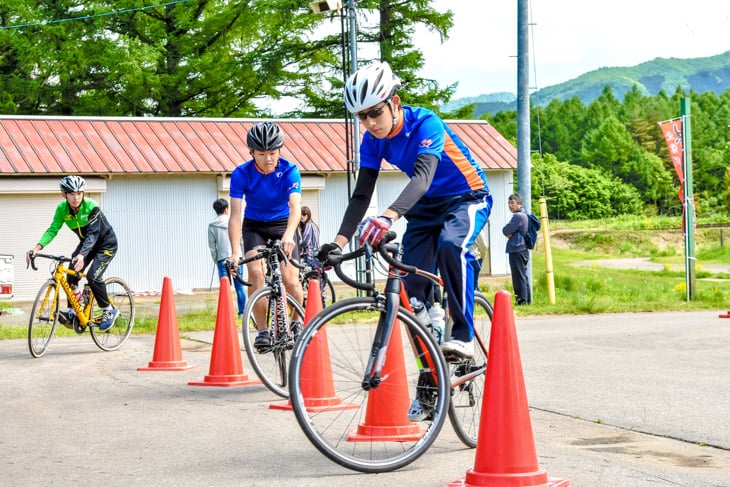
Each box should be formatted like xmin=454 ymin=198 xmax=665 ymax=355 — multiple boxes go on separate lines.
xmin=658 ymin=118 xmax=684 ymax=203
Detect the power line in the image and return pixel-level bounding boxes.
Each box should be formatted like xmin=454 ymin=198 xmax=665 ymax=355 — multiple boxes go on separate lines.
xmin=0 ymin=0 xmax=193 ymax=30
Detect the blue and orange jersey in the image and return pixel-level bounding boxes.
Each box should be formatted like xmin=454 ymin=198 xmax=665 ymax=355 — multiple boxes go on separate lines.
xmin=229 ymin=157 xmax=301 ymax=222
xmin=359 ymin=106 xmax=488 ymax=197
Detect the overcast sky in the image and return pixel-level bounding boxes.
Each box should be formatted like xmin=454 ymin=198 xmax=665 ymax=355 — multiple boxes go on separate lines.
xmin=418 ymin=0 xmax=730 ymax=98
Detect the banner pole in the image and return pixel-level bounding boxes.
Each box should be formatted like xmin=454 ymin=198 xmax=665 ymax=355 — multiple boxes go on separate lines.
xmin=681 ymin=98 xmax=696 ymax=301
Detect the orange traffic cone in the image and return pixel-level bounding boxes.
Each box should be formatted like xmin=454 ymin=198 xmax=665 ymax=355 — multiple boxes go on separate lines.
xmin=347 ymin=316 xmax=423 ymax=441
xmin=188 ymin=277 xmax=260 ymax=387
xmin=270 ymin=278 xmax=358 ymax=412
xmin=448 ymin=290 xmax=569 ymax=487
xmin=138 ymin=276 xmax=196 ymax=371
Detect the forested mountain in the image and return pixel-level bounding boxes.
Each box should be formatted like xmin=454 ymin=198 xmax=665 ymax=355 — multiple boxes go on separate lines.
xmin=533 ymin=51 xmax=730 ymax=105
xmin=484 ymin=84 xmax=730 ymax=221
xmin=448 ymin=51 xmax=730 ymax=117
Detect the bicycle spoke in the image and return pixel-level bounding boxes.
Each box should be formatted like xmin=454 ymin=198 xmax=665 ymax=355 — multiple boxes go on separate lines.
xmin=242 ymin=287 xmax=304 ymax=398
xmin=28 ymin=280 xmax=59 ymax=358
xmin=448 ymin=292 xmax=492 ymax=447
xmin=90 ymin=277 xmax=135 ymax=351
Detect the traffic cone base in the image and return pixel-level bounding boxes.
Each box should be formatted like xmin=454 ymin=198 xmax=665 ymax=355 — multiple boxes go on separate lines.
xmin=448 ymin=290 xmax=570 ymax=487
xmin=138 ymin=360 xmax=196 ymax=372
xmin=188 ymin=374 xmax=260 ymax=387
xmin=189 ymin=277 xmax=260 ymax=388
xmin=269 ymin=396 xmax=360 ymax=412
xmin=138 ymin=276 xmax=196 ymax=371
xmin=347 ymin=423 xmax=423 ymax=442
xmin=446 ymin=474 xmax=570 ymax=487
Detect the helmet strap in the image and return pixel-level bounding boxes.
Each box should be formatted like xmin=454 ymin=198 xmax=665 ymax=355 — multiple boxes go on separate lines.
xmin=387 ymin=99 xmax=398 ymax=135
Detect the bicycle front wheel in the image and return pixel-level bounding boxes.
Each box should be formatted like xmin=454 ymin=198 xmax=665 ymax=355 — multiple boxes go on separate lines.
xmin=242 ymin=286 xmax=305 ymax=398
xmin=90 ymin=277 xmax=135 ymax=351
xmin=288 ymin=297 xmax=450 ymax=473
xmin=28 ymin=280 xmax=60 ymax=358
xmin=448 ymin=292 xmax=493 ymax=447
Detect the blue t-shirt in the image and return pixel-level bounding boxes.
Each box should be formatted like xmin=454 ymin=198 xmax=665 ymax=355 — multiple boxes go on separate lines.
xmin=359 ymin=105 xmax=487 ymax=197
xmin=229 ymin=157 xmax=301 ymax=221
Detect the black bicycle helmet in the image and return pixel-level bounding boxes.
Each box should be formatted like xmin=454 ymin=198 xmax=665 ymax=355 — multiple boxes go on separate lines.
xmin=247 ymin=122 xmax=285 ymax=151
xmin=59 ymin=175 xmax=87 ymax=193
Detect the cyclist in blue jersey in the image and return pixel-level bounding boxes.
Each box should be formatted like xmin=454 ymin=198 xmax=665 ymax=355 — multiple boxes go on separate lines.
xmin=318 ymin=61 xmax=493 ymax=361
xmin=228 ymin=122 xmax=304 ymax=352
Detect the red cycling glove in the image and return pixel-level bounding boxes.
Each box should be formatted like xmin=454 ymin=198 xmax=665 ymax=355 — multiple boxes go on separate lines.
xmin=358 ymin=215 xmax=393 ymax=247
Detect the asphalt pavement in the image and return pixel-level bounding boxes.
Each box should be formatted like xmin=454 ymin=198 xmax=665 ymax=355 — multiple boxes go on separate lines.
xmin=1 ymin=307 xmax=729 ymax=486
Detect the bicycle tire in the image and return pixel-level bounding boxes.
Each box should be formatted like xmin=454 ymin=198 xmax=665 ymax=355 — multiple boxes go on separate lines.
xmin=242 ymin=286 xmax=305 ymax=398
xmin=28 ymin=279 xmax=60 ymax=358
xmin=320 ymin=274 xmax=336 ymax=307
xmin=302 ymin=273 xmax=336 ymax=309
xmin=90 ymin=277 xmax=135 ymax=351
xmin=448 ymin=292 xmax=492 ymax=447
xmin=288 ymin=297 xmax=450 ymax=473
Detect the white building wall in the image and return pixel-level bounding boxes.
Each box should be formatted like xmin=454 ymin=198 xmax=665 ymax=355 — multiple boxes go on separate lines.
xmin=103 ymin=175 xmax=218 ymax=294
xmin=3 ymin=168 xmax=513 ymax=301
xmin=486 ymin=170 xmax=515 ymax=276
xmin=1 ymin=192 xmax=102 ymax=301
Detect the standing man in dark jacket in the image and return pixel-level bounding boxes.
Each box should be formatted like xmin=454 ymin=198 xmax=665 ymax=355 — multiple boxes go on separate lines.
xmin=502 ymin=193 xmax=531 ymax=305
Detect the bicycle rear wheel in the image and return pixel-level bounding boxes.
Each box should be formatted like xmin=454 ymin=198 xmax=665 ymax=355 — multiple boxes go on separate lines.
xmin=242 ymin=286 xmax=305 ymax=398
xmin=90 ymin=277 xmax=135 ymax=351
xmin=288 ymin=297 xmax=450 ymax=473
xmin=320 ymin=273 xmax=336 ymax=307
xmin=448 ymin=292 xmax=492 ymax=447
xmin=28 ymin=280 xmax=60 ymax=358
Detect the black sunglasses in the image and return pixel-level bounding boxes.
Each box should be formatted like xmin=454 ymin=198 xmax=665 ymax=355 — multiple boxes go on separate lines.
xmin=356 ymin=104 xmax=387 ymax=121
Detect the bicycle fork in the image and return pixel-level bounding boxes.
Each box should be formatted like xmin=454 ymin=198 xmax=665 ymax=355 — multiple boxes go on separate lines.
xmin=361 ymin=280 xmax=400 ymax=391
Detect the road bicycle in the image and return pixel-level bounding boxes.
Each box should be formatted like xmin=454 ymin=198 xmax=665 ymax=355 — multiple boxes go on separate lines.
xmin=234 ymin=241 xmax=305 ymax=398
xmin=287 ymin=231 xmax=492 ymax=472
xmin=27 ymin=253 xmax=135 ymax=358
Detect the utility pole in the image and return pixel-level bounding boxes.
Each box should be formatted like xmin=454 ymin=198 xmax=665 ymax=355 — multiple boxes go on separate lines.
xmin=516 ymin=0 xmax=532 ymax=294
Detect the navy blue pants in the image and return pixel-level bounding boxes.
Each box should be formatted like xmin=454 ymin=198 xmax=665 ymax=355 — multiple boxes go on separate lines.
xmin=509 ymin=250 xmax=531 ymax=304
xmin=217 ymin=261 xmax=248 ymax=316
xmin=402 ymin=190 xmax=492 ymax=342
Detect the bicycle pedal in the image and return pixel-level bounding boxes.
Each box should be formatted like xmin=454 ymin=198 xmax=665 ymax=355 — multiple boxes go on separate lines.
xmin=73 ymin=321 xmax=86 ymax=335
xmin=444 ymin=352 xmax=468 ymax=363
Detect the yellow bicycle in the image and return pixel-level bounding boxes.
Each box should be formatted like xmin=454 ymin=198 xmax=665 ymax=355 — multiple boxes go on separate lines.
xmin=27 ymin=253 xmax=135 ymax=358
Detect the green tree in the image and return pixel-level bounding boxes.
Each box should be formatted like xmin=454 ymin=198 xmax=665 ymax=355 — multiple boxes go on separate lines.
xmin=581 ymin=116 xmax=674 ymax=212
xmin=533 ymin=153 xmax=642 ymax=220
xmin=300 ymin=0 xmax=456 ymax=117
xmin=538 ymin=97 xmax=586 ymax=162
xmin=723 ymin=161 xmax=730 ymax=215
xmin=1 ymin=1 xmax=457 ymax=118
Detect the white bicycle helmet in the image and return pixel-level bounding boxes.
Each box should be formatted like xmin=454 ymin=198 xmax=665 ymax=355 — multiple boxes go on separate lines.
xmin=59 ymin=175 xmax=86 ymax=193
xmin=344 ymin=61 xmax=402 ymax=113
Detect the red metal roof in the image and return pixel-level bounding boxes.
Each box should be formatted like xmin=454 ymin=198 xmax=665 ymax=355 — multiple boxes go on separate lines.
xmin=0 ymin=116 xmax=516 ymax=175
